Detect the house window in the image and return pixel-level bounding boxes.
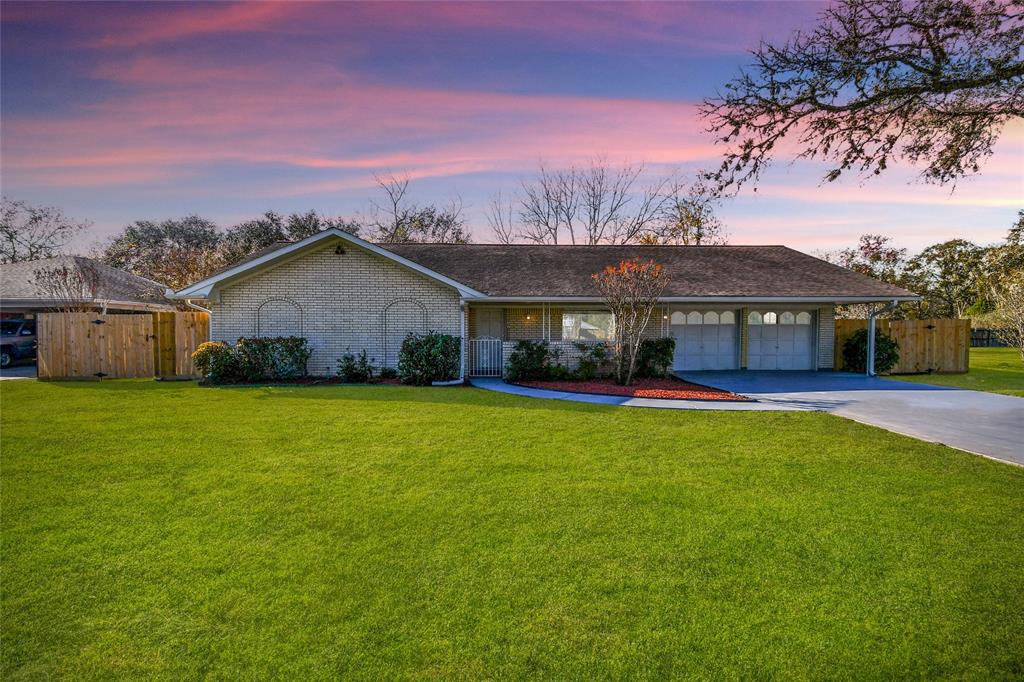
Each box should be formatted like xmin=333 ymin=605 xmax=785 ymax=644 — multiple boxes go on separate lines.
xmin=763 ymin=312 xmax=778 ymax=324
xmin=562 ymin=312 xmax=614 ymax=341
xmin=796 ymin=312 xmax=812 ymax=325
xmin=748 ymin=311 xmax=762 ymax=325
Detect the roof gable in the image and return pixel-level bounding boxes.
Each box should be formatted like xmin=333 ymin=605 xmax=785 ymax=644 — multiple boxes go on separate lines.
xmin=173 ymin=229 xmax=484 ymax=299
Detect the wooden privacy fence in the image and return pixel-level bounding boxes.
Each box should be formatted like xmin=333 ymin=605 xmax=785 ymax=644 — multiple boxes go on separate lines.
xmin=37 ymin=311 xmax=209 ymax=380
xmin=834 ymin=318 xmax=970 ymax=374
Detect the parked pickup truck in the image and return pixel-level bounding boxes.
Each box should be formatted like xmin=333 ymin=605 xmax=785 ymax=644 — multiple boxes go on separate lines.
xmin=1 ymin=319 xmax=37 ymax=368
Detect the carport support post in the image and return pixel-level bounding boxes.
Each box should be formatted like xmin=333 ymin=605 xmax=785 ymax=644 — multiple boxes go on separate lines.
xmin=867 ymin=314 xmax=877 ymax=377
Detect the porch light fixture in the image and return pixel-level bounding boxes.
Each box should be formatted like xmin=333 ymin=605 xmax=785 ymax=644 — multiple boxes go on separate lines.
xmin=525 ymin=315 xmax=532 ymax=320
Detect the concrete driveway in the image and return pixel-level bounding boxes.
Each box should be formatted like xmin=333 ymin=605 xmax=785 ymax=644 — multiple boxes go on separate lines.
xmin=0 ymin=364 xmax=36 ymax=380
xmin=676 ymin=371 xmax=1024 ymax=466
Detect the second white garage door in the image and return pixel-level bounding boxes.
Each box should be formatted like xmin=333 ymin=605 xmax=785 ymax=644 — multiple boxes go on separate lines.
xmin=747 ymin=311 xmax=815 ymax=370
xmin=671 ymin=310 xmax=738 ymax=371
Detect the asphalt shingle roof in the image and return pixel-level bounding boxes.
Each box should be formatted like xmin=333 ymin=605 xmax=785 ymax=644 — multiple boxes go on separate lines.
xmin=0 ymin=256 xmax=172 ymax=307
xmin=383 ymin=243 xmax=918 ymax=299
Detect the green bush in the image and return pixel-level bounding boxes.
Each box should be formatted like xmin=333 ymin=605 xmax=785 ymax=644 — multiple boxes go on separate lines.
xmin=634 ymin=337 xmax=675 ymax=378
xmin=572 ymin=341 xmax=610 ymax=380
xmin=191 ymin=341 xmax=239 ymax=383
xmin=398 ymin=332 xmax=461 ymax=385
xmin=378 ymin=367 xmax=399 ymax=380
xmin=505 ymin=340 xmax=551 ymax=382
xmin=235 ymin=336 xmax=312 ymax=381
xmin=843 ymin=328 xmax=900 ymax=374
xmin=193 ymin=336 xmax=311 ymax=383
xmin=337 ymin=348 xmax=376 ymax=383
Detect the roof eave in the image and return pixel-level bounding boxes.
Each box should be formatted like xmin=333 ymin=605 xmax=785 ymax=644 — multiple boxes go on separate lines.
xmin=471 ymin=295 xmax=921 ymax=303
xmin=174 ymin=229 xmax=484 ymax=299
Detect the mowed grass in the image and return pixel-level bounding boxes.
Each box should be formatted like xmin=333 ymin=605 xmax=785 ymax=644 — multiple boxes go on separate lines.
xmin=891 ymin=347 xmax=1024 ymax=397
xmin=2 ymin=381 xmax=1023 ymax=679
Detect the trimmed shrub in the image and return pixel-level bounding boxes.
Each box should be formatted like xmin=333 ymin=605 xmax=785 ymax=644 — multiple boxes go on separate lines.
xmin=634 ymin=337 xmax=675 ymax=378
xmin=337 ymin=348 xmax=376 ymax=383
xmin=398 ymin=332 xmax=461 ymax=385
xmin=235 ymin=336 xmax=312 ymax=381
xmin=505 ymin=340 xmax=551 ymax=382
xmin=572 ymin=341 xmax=610 ymax=380
xmin=191 ymin=341 xmax=239 ymax=383
xmin=843 ymin=328 xmax=900 ymax=374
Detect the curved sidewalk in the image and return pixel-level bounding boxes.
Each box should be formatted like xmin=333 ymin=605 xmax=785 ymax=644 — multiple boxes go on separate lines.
xmin=469 ymin=378 xmax=800 ymax=411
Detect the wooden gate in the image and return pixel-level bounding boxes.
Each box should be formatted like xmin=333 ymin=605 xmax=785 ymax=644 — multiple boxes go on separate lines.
xmin=37 ymin=313 xmax=155 ymax=379
xmin=37 ymin=311 xmax=210 ymax=380
xmin=834 ymin=318 xmax=970 ymax=374
xmin=153 ymin=311 xmax=211 ymax=377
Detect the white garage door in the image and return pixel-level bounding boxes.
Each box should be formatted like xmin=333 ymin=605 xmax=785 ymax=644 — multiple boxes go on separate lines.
xmin=747 ymin=311 xmax=814 ymax=370
xmin=670 ymin=310 xmax=738 ymax=371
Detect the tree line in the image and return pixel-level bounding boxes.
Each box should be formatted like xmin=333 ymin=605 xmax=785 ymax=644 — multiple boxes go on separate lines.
xmin=0 ymin=160 xmax=727 ymax=290
xmin=825 ymin=212 xmax=1023 ymax=331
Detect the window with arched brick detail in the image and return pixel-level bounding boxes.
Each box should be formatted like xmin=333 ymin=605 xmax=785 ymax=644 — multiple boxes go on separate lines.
xmin=256 ymin=298 xmax=303 ymax=337
xmin=382 ymin=298 xmax=427 ymax=369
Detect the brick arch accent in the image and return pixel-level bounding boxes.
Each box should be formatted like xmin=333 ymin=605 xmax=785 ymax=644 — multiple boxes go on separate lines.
xmin=381 ymin=298 xmax=427 ymax=368
xmin=256 ymin=298 xmax=303 ymax=337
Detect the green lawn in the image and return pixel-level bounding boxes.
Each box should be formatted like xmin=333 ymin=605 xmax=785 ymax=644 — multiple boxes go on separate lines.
xmin=891 ymin=347 xmax=1024 ymax=397
xmin=3 ymin=381 xmax=1023 ymax=679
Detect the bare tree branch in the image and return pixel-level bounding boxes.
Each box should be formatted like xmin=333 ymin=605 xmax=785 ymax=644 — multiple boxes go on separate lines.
xmin=485 ymin=191 xmax=517 ymax=244
xmin=701 ymin=0 xmax=1024 ymax=193
xmin=1 ymin=198 xmax=91 ymax=263
xmin=32 ymin=259 xmax=101 ymax=312
xmin=518 ymin=159 xmax=673 ymax=244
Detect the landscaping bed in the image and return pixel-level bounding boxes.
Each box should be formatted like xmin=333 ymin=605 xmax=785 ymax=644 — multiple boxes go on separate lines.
xmin=515 ymin=376 xmax=749 ymax=401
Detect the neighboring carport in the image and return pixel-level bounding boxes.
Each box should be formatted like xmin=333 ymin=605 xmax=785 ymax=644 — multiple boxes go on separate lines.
xmin=677 ymin=370 xmax=1024 ymax=466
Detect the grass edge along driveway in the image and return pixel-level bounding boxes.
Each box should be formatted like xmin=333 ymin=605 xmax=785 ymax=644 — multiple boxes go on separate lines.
xmin=3 ymin=380 xmax=1023 ymax=679
xmin=890 ymin=346 xmax=1024 ymax=397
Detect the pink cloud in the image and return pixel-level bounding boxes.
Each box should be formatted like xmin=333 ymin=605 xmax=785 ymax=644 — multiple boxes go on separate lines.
xmin=2 ymin=47 xmax=716 ymax=190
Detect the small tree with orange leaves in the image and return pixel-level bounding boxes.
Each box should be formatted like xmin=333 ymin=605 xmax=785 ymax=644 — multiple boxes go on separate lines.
xmin=592 ymin=259 xmax=669 ymax=385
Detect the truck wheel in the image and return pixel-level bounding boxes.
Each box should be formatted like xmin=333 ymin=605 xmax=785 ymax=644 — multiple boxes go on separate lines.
xmin=0 ymin=349 xmax=11 ymax=368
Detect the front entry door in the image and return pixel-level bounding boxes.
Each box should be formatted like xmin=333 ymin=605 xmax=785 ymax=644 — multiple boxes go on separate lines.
xmin=472 ymin=309 xmax=504 ymax=376
xmin=476 ymin=309 xmax=503 ymax=339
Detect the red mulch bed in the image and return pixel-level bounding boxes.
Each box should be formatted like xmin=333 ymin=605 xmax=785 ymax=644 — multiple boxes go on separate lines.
xmin=515 ymin=377 xmax=749 ymax=401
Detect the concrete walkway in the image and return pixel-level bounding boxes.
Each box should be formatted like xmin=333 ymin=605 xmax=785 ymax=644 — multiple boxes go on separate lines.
xmin=471 ymin=373 xmax=1024 ymax=466
xmin=677 ymin=371 xmax=1024 ymax=466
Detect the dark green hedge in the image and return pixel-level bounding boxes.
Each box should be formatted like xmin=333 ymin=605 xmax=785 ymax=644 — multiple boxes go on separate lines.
xmin=398 ymin=332 xmax=461 ymax=385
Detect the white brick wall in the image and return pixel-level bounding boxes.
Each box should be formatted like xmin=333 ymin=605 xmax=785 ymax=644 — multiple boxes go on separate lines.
xmin=817 ymin=305 xmax=835 ymax=369
xmin=209 ymin=243 xmax=461 ymax=375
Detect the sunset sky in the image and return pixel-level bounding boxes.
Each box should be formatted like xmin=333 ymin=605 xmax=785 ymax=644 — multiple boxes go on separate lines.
xmin=2 ymin=1 xmax=1021 ymax=253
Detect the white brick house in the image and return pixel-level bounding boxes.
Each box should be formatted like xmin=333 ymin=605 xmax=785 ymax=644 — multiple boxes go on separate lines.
xmin=173 ymin=229 xmax=918 ymax=378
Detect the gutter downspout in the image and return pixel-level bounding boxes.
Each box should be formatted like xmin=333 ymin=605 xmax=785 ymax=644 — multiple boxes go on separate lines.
xmin=459 ymin=299 xmax=467 ymax=382
xmin=432 ymin=299 xmax=468 ymax=386
xmin=185 ymin=299 xmax=212 ymax=314
xmin=867 ymin=299 xmax=900 ymax=376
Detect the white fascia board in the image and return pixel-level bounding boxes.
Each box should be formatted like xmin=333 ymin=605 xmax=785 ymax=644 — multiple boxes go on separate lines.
xmin=173 ymin=229 xmax=485 ymax=299
xmin=474 ymin=295 xmax=919 ymax=303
